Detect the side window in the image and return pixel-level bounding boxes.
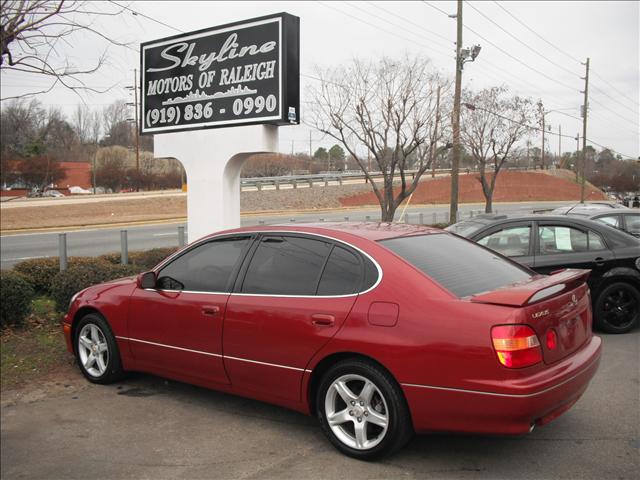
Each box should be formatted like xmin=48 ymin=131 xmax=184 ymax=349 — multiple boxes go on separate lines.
xmin=317 ymin=246 xmax=362 ymax=295
xmin=588 ymin=230 xmax=606 ymax=250
xmin=157 ymin=237 xmax=250 ymax=292
xmin=477 ymin=225 xmax=531 ymax=257
xmin=241 ymin=236 xmax=331 ymax=295
xmin=625 ymin=214 xmax=640 ymax=236
xmin=538 ymin=226 xmax=589 ymax=254
xmin=594 ymin=215 xmax=620 ymax=228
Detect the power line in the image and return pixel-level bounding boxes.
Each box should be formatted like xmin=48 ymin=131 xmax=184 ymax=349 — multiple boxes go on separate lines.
xmin=341 ymin=1 xmax=454 ymax=61
xmin=492 ymin=1 xmax=582 ymax=65
xmin=461 ymin=23 xmax=578 ymax=92
xmin=109 ymin=0 xmax=184 ymax=33
xmin=464 ymin=1 xmax=580 ymax=79
xmin=420 ymin=1 xmax=580 ymax=97
xmin=590 ymin=69 xmax=638 ymax=105
xmin=422 ymin=1 xmax=450 ymax=17
xmin=364 ymin=1 xmax=452 ymax=46
xmin=589 ymin=97 xmax=640 ymax=127
xmin=589 ymin=82 xmax=639 ymax=115
xmin=466 ymin=104 xmax=636 ymax=158
xmin=316 ymin=1 xmax=450 ymax=61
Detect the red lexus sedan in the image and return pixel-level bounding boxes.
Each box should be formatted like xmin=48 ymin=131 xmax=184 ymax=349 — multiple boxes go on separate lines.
xmin=63 ymin=223 xmax=602 ymax=459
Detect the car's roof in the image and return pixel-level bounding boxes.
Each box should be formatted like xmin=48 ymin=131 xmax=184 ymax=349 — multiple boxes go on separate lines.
xmin=210 ymin=222 xmax=445 ymax=242
xmin=447 ymin=213 xmax=640 ymax=244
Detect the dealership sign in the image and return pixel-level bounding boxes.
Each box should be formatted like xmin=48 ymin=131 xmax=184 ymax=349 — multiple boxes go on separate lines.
xmin=141 ymin=13 xmax=299 ymax=134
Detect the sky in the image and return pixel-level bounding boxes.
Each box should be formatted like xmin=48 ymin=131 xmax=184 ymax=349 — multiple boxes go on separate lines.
xmin=1 ymin=0 xmax=638 ymax=159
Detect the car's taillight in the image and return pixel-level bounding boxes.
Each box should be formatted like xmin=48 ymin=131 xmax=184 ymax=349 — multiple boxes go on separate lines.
xmin=491 ymin=325 xmax=542 ymax=368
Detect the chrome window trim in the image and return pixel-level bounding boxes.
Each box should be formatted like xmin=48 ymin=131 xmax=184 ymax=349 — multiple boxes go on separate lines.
xmin=115 ymin=335 xmax=311 ymax=373
xmin=150 ymin=229 xmax=383 ymax=298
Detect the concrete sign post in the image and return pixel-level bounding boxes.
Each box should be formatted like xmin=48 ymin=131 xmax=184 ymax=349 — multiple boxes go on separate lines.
xmin=141 ymin=13 xmax=299 ymax=242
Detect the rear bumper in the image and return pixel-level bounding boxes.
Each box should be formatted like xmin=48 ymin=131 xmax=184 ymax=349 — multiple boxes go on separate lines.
xmin=403 ymin=335 xmax=602 ymax=435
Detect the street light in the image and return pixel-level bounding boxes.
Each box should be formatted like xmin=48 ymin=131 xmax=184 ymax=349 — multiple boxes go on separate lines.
xmin=460 ymin=45 xmax=482 ymax=67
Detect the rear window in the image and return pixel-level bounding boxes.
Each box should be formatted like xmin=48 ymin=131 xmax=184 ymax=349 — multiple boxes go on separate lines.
xmin=380 ymin=233 xmax=532 ymax=297
xmin=445 ymin=220 xmax=486 ymax=237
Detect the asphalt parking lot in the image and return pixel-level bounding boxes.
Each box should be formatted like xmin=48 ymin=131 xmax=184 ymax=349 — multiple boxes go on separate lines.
xmin=1 ymin=330 xmax=638 ymax=480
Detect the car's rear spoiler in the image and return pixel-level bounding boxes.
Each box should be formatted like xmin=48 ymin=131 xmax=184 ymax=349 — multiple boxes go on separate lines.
xmin=470 ymin=269 xmax=591 ymax=307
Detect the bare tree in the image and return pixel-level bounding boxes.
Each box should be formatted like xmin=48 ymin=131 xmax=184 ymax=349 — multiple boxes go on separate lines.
xmin=72 ymin=103 xmax=91 ymax=143
xmin=309 ymin=56 xmax=450 ymax=222
xmin=1 ymin=0 xmax=130 ymax=100
xmin=460 ymin=86 xmax=535 ymax=213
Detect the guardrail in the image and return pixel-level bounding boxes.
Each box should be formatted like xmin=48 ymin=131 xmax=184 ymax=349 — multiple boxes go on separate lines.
xmin=240 ymin=166 xmax=534 ymax=190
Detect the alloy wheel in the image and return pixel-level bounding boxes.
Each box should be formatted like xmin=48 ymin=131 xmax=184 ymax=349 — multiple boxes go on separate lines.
xmin=324 ymin=374 xmax=389 ymax=450
xmin=601 ymin=286 xmax=638 ymax=330
xmin=77 ymin=323 xmax=110 ymax=378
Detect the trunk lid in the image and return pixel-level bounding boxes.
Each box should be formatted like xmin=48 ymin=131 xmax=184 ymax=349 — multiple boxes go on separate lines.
xmin=472 ymin=269 xmax=592 ymax=364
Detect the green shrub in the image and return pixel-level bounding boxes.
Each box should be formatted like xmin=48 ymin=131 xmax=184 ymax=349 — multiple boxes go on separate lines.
xmin=129 ymin=247 xmax=178 ymax=270
xmin=97 ymin=252 xmax=121 ymax=265
xmin=98 ymin=247 xmax=177 ymax=270
xmin=50 ymin=260 xmax=141 ymax=312
xmin=14 ymin=257 xmax=59 ymax=294
xmin=1 ymin=270 xmax=35 ymax=328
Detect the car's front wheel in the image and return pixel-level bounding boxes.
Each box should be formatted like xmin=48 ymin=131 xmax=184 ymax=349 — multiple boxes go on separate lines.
xmin=74 ymin=313 xmax=124 ymax=384
xmin=317 ymin=359 xmax=413 ymax=460
xmin=594 ymin=282 xmax=640 ymax=334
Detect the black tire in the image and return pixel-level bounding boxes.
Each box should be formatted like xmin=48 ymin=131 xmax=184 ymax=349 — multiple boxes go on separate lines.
xmin=593 ymin=282 xmax=640 ymax=334
xmin=74 ymin=313 xmax=124 ymax=384
xmin=316 ymin=359 xmax=413 ymax=460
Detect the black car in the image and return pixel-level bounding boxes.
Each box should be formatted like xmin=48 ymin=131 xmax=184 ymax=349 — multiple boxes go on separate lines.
xmin=446 ymin=214 xmax=640 ymax=333
xmin=564 ymin=210 xmax=640 ymax=238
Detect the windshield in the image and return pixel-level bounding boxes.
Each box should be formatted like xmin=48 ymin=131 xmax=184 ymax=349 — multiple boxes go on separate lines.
xmin=444 ymin=220 xmax=486 ymax=237
xmin=380 ymin=233 xmax=533 ymax=298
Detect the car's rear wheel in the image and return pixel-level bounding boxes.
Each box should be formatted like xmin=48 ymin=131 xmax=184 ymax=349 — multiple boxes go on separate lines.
xmin=74 ymin=313 xmax=124 ymax=384
xmin=316 ymin=359 xmax=412 ymax=460
xmin=594 ymin=282 xmax=640 ymax=334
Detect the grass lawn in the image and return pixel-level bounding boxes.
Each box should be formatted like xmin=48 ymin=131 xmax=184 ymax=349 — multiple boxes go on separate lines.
xmin=1 ymin=297 xmax=75 ymax=391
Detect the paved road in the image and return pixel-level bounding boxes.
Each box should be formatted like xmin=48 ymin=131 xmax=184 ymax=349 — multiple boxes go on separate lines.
xmin=1 ymin=330 xmax=637 ymax=479
xmin=0 ymin=202 xmax=568 ymax=269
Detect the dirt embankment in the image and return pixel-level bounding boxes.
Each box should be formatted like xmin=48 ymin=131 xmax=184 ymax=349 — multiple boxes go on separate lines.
xmin=1 ymin=171 xmax=607 ymax=231
xmin=340 ymin=170 xmax=607 ymax=207
xmin=0 ymin=184 xmax=372 ymax=231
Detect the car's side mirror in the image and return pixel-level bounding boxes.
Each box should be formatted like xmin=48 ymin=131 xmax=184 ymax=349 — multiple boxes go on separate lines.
xmin=139 ymin=271 xmax=157 ymax=289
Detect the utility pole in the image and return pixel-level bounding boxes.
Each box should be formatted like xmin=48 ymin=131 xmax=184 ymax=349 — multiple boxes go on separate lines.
xmin=449 ymin=0 xmax=463 ymax=224
xmin=309 ymin=131 xmax=312 ymax=158
xmin=431 ymin=84 xmax=442 ymax=178
xmin=580 ymin=57 xmax=590 ymax=203
xmin=575 ymin=133 xmax=580 ymax=183
xmin=134 ymin=68 xmax=140 ymax=192
xmin=538 ymin=101 xmax=545 ymax=170
xmin=558 ymin=124 xmax=562 ymax=161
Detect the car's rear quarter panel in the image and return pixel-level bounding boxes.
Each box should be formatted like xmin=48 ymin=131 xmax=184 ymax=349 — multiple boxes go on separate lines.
xmin=309 ymin=234 xmax=602 ymax=434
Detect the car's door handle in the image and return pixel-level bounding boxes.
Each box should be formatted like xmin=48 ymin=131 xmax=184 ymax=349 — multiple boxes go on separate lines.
xmin=594 ymin=257 xmax=606 ymax=267
xmin=311 ymin=314 xmax=335 ymax=327
xmin=202 ymin=305 xmax=220 ymax=316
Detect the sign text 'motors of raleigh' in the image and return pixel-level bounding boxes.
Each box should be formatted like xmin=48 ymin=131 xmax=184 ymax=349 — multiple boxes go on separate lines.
xmin=140 ymin=13 xmax=299 ymax=134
